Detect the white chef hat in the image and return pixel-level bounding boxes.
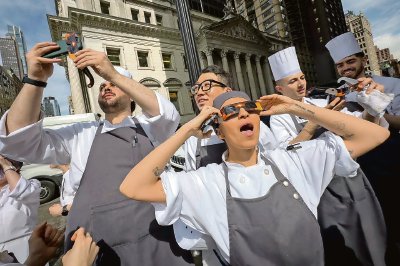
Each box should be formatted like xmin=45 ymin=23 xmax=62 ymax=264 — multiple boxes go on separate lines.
xmin=100 ymin=66 xmax=132 ymax=84
xmin=325 ymin=32 xmax=362 ymax=63
xmin=268 ymin=47 xmax=302 ymax=81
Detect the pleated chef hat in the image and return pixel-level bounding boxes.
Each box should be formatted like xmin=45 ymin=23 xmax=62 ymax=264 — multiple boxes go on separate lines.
xmin=325 ymin=32 xmax=362 ymax=63
xmin=268 ymin=47 xmax=301 ymax=81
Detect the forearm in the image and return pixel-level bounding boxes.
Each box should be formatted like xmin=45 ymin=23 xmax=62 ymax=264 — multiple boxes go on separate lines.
xmin=120 ymin=124 xmax=192 ymax=201
xmin=110 ymin=74 xmax=159 ymax=116
xmin=289 ymin=121 xmax=319 ymax=144
xmin=290 ymin=102 xmax=389 ymax=157
xmin=384 ymin=114 xmax=400 ymax=130
xmin=6 ymin=84 xmax=43 ymax=134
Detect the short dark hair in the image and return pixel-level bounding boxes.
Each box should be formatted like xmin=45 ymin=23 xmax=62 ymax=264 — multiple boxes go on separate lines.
xmin=201 ymin=65 xmax=233 ymax=87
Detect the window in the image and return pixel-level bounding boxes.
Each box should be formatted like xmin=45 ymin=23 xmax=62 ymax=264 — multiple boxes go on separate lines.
xmin=144 ymin=12 xmax=151 ymax=24
xmin=169 ymin=91 xmax=181 ymax=114
xmin=131 ymin=9 xmax=139 ymax=21
xmin=162 ymin=53 xmax=173 ymax=69
xmin=137 ymin=51 xmax=149 ymax=68
xmin=156 ymin=15 xmax=163 ymax=26
xmin=106 ymin=47 xmax=121 ymax=65
xmin=100 ymin=1 xmax=110 ymax=15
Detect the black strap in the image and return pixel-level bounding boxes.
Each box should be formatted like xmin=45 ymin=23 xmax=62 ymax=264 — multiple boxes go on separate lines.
xmin=22 ymin=75 xmax=47 ymax=87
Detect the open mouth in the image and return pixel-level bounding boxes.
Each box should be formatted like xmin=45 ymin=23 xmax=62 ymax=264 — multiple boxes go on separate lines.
xmin=240 ymin=123 xmax=254 ymax=137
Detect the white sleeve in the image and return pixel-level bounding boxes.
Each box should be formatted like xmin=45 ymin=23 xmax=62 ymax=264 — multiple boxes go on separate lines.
xmin=8 ymin=177 xmax=40 ymax=204
xmin=59 ymin=171 xmax=76 ymax=206
xmin=293 ymin=132 xmax=359 ymax=198
xmin=137 ymin=92 xmax=180 ymax=146
xmin=0 ymin=111 xmax=77 ymax=164
xmin=152 ymin=170 xmax=184 ymax=226
xmin=259 ymin=122 xmax=278 ymax=151
xmin=270 ymin=115 xmax=299 ymax=147
xmin=183 ymin=137 xmax=197 ymax=172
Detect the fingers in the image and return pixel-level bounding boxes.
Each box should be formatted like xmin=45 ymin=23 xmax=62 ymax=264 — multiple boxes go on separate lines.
xmin=332 ymin=99 xmax=346 ymax=111
xmin=71 ymin=227 xmax=85 ymax=242
xmin=32 ymin=221 xmax=47 ymax=237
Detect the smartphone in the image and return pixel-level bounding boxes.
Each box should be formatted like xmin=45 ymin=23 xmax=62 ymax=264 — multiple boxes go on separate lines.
xmin=200 ymin=114 xmax=219 ymax=132
xmin=42 ymin=39 xmax=82 ymax=58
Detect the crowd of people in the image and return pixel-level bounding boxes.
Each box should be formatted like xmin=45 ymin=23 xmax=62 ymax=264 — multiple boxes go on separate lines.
xmin=0 ymin=31 xmax=399 ymax=266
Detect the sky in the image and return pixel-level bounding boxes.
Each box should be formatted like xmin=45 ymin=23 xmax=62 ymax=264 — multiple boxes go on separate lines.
xmin=0 ymin=1 xmax=399 ymax=115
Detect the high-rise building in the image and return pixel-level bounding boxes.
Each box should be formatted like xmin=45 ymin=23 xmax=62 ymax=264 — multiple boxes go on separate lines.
xmin=375 ymin=46 xmax=394 ymax=64
xmin=0 ymin=36 xmax=24 ymax=79
xmin=345 ymin=11 xmax=380 ymax=75
xmin=6 ymin=25 xmax=28 ymax=76
xmin=235 ymin=0 xmax=348 ymax=86
xmin=0 ymin=65 xmax=23 ymax=117
xmin=43 ymin=96 xmax=62 ymax=117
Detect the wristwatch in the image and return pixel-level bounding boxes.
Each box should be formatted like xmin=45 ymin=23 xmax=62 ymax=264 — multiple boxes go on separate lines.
xmin=22 ymin=76 xmax=47 ymax=88
xmin=3 ymin=165 xmax=17 ymax=173
xmin=61 ymin=205 xmax=69 ymax=216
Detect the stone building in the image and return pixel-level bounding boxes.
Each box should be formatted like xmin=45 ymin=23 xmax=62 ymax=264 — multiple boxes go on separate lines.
xmin=345 ymin=11 xmax=380 ymax=75
xmin=48 ymin=0 xmax=282 ymax=123
xmin=0 ymin=65 xmax=22 ymax=117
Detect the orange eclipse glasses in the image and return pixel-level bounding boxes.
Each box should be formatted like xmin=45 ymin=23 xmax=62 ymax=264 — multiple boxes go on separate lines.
xmin=220 ymin=101 xmax=263 ymax=121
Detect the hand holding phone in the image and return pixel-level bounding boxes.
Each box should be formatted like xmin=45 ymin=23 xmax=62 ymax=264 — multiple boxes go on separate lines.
xmin=200 ymin=114 xmax=219 ymax=132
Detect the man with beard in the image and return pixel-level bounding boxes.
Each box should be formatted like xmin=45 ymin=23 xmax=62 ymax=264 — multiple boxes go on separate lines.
xmin=326 ymin=32 xmax=400 ymax=265
xmin=0 ymin=42 xmax=193 ymax=266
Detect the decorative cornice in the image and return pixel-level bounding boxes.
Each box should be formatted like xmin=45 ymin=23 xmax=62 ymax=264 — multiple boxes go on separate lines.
xmin=48 ymin=7 xmax=182 ymax=41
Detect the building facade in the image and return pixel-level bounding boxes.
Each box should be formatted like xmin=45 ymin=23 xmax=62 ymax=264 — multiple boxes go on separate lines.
xmin=234 ymin=0 xmax=348 ymax=86
xmin=6 ymin=25 xmax=28 ymax=76
xmin=0 ymin=65 xmax=22 ymax=117
xmin=0 ymin=36 xmax=24 ymax=80
xmin=345 ymin=11 xmax=380 ymax=75
xmin=43 ymin=96 xmax=62 ymax=117
xmin=49 ymin=0 xmax=278 ymax=123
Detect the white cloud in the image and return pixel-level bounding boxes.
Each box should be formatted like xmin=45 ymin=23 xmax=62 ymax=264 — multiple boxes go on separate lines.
xmin=341 ymin=0 xmax=388 ymax=13
xmin=374 ymin=34 xmax=400 ymax=60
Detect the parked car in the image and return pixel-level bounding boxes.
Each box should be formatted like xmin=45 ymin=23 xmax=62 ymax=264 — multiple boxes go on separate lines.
xmin=21 ymin=113 xmax=100 ymax=204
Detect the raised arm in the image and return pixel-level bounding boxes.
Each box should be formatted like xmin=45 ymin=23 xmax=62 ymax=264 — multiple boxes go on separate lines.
xmin=74 ymin=49 xmax=159 ymax=117
xmin=120 ymin=106 xmax=217 ymax=202
xmin=260 ymin=94 xmax=390 ymax=158
xmin=6 ymin=42 xmax=61 ymax=134
xmin=0 ymin=156 xmax=21 ymax=191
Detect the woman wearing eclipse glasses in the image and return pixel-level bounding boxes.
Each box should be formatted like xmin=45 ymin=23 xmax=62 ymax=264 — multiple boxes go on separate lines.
xmin=120 ymin=91 xmax=389 ymax=266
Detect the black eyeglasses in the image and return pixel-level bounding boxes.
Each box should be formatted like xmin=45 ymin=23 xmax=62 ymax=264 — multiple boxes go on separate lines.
xmin=190 ymin=79 xmax=227 ymax=95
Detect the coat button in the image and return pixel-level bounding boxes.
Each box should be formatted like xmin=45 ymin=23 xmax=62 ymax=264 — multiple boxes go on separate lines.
xmin=240 ymin=176 xmax=246 ymax=184
xmin=293 ymin=193 xmax=299 ymax=199
xmin=264 ymin=168 xmax=269 ymax=175
xmin=283 ymin=181 xmax=289 ymax=187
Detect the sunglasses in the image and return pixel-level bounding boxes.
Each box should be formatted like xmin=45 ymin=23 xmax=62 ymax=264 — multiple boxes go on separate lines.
xmin=190 ymin=79 xmax=227 ymax=95
xmin=220 ymin=101 xmax=263 ymax=121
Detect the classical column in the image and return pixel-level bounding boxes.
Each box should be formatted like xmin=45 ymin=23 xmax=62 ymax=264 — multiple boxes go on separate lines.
xmin=205 ymin=48 xmax=214 ymax=66
xmin=263 ymin=58 xmax=275 ymax=94
xmin=245 ymin=53 xmax=257 ymax=99
xmin=255 ymin=55 xmax=266 ymax=96
xmin=67 ymin=57 xmax=86 ymax=114
xmin=234 ymin=51 xmax=245 ymax=91
xmin=221 ymin=49 xmax=229 ymax=72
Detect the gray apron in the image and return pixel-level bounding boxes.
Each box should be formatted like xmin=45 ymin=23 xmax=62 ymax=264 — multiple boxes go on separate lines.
xmin=65 ymin=120 xmax=193 ymax=266
xmin=224 ymin=157 xmax=324 ymax=266
xmin=195 ymin=138 xmax=226 ymax=169
xmin=289 ymin=114 xmax=387 ymax=266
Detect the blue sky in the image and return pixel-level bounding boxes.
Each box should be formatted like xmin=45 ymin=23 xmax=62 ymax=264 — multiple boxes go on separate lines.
xmin=0 ymin=1 xmax=399 ymax=115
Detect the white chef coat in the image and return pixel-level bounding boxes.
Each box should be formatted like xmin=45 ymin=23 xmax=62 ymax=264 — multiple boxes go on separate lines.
xmin=271 ymin=97 xmax=387 ymax=148
xmin=153 ymin=132 xmax=359 ymax=263
xmin=59 ymin=170 xmax=74 ymax=206
xmin=0 ymin=177 xmax=40 ymax=263
xmin=0 ymin=93 xmax=179 ymax=197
